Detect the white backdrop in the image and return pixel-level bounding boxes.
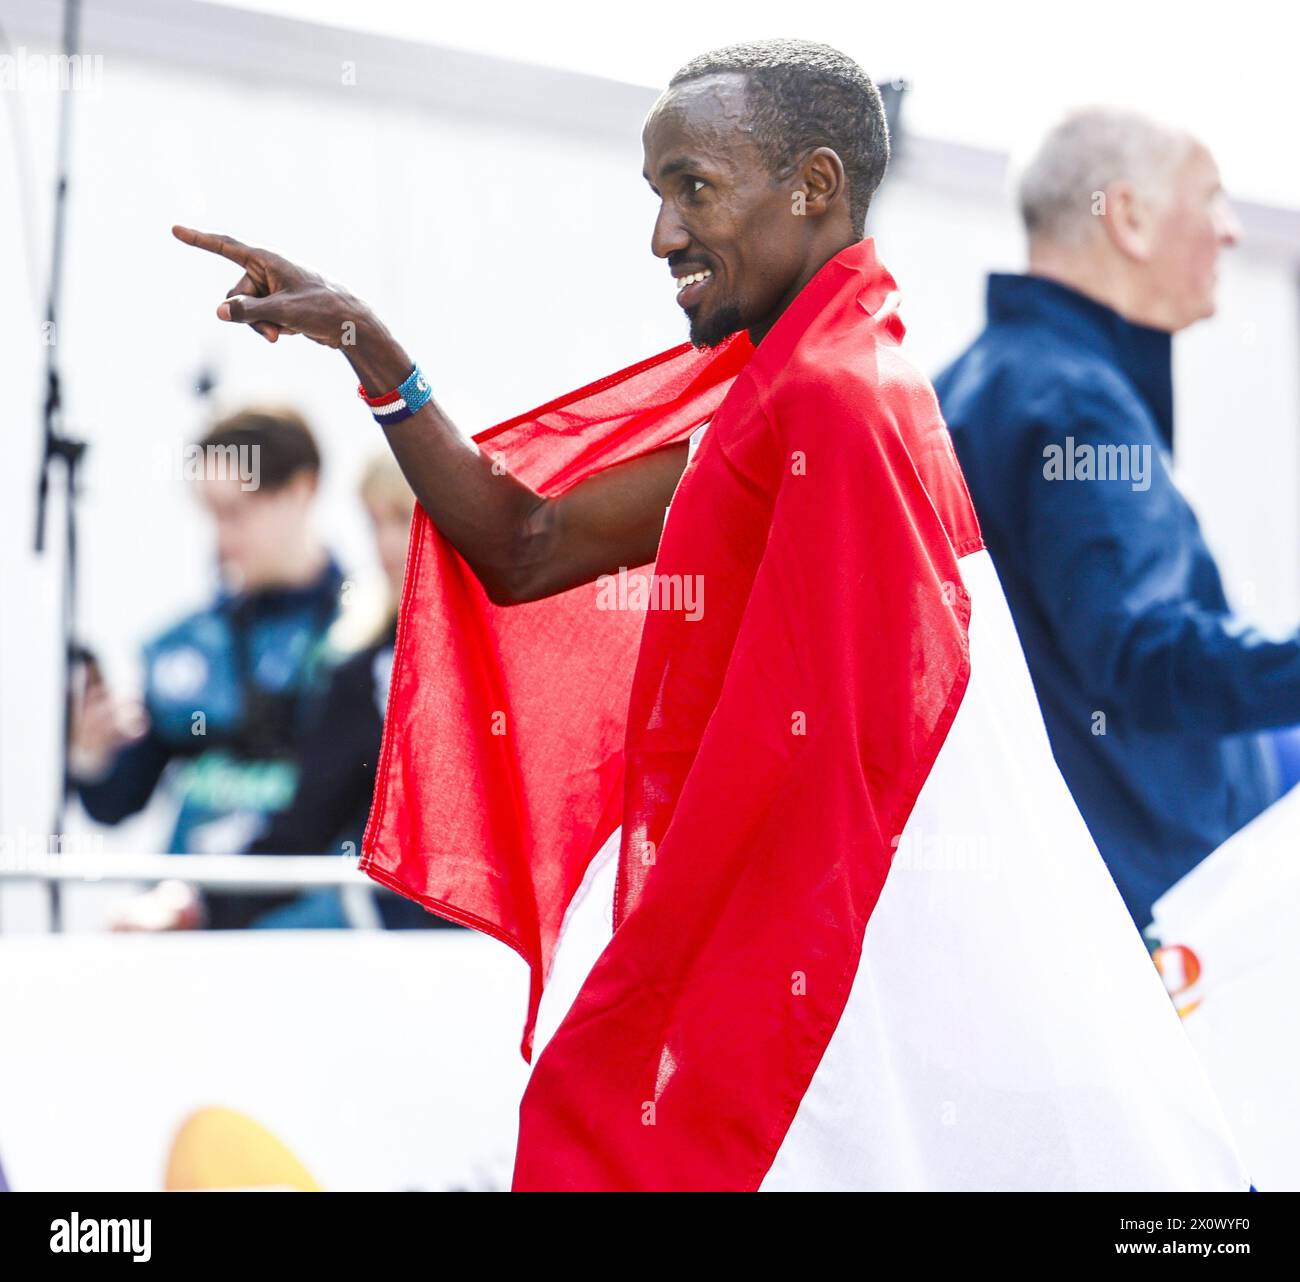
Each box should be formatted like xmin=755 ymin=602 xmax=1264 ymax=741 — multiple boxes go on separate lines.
xmin=0 ymin=930 xmax=531 ymax=1191
xmin=3 ymin=0 xmax=1299 ymax=905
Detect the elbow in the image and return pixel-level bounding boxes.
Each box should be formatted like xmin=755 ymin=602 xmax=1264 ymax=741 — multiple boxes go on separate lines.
xmin=75 ymin=788 xmax=131 ymax=826
xmin=480 ymin=565 xmax=553 ymax=606
xmin=481 ymin=573 xmax=529 ymax=607
xmin=482 ymin=583 xmax=516 ymax=606
xmin=476 ymin=503 xmax=555 ymax=606
xmin=1108 ymin=614 xmax=1232 ymax=734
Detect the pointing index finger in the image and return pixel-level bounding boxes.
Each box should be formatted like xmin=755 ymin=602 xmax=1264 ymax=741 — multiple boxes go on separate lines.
xmin=171 ymin=225 xmax=259 ymax=268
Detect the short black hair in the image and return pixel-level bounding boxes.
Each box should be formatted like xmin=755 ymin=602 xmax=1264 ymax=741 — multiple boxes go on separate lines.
xmin=668 ymin=39 xmax=889 ymax=234
xmin=198 ymin=405 xmax=321 ymax=491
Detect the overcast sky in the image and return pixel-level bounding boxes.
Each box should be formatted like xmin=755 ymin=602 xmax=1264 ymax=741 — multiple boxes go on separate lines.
xmin=218 ymin=0 xmax=1296 ymax=211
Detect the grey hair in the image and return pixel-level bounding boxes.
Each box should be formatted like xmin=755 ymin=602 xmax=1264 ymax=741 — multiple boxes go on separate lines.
xmin=1015 ymin=108 xmax=1195 ymax=246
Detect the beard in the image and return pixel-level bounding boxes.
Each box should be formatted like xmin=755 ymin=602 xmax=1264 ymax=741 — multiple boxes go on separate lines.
xmin=688 ymin=300 xmax=745 ymax=349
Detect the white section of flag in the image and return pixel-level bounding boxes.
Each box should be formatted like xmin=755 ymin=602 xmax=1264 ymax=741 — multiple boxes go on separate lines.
xmin=530 ymin=549 xmax=1250 ymax=1191
xmin=762 ymin=549 xmax=1246 ymax=1190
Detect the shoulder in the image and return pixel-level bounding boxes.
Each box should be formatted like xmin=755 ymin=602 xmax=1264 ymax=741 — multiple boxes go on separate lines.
xmin=752 ymin=329 xmax=980 ymax=553
xmin=319 ymin=637 xmax=393 ymax=725
xmin=145 ymin=600 xmax=226 ymax=651
xmin=758 ymin=326 xmax=946 ymax=460
xmin=938 ymin=327 xmax=1148 ymax=440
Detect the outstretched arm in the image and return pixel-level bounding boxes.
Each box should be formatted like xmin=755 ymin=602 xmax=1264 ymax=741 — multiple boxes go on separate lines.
xmin=172 ymin=226 xmax=686 ymax=603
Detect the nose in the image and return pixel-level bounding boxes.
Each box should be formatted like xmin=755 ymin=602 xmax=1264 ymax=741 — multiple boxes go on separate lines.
xmin=213 ymin=517 xmax=239 ymax=556
xmin=650 ymin=198 xmax=689 ymax=261
xmin=1216 ymin=194 xmax=1243 ymax=248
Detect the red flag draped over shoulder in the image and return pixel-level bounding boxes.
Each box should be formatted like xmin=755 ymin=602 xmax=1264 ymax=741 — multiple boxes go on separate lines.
xmin=360 ymin=334 xmax=754 ymax=1059
xmin=514 ymin=239 xmax=983 ymax=1190
xmin=364 ymin=238 xmax=984 ymax=1190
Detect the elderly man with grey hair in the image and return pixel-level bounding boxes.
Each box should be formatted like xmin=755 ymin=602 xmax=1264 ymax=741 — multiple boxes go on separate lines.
xmin=935 ymin=108 xmax=1300 ymax=932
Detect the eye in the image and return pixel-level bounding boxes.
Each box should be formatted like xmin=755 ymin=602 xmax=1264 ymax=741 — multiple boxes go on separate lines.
xmin=685 ymin=177 xmax=707 ymax=198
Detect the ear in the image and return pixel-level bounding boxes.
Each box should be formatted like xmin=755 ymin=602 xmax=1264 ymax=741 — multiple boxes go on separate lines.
xmin=1097 ymin=179 xmax=1154 ymax=263
xmin=288 ymin=469 xmax=320 ymax=503
xmin=794 ymin=147 xmax=847 ymax=221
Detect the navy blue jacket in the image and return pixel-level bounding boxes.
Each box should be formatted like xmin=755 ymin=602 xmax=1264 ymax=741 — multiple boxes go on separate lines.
xmin=934 ymin=274 xmax=1300 ymax=926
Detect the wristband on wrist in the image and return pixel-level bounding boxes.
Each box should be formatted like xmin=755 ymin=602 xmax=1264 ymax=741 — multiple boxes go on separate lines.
xmin=357 ymin=364 xmax=432 ymax=425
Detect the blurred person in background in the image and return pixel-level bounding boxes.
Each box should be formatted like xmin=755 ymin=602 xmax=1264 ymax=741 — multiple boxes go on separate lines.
xmin=207 ymin=451 xmax=447 ymax=930
xmin=69 ymin=407 xmax=343 ymax=929
xmin=935 ymin=108 xmax=1300 ymax=931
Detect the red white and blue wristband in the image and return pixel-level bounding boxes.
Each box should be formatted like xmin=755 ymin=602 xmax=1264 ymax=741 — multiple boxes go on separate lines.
xmin=358 ymin=365 xmax=432 ymax=425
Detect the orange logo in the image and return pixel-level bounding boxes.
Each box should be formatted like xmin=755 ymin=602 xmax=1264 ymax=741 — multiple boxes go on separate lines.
xmin=1152 ymin=943 xmax=1203 ymax=1018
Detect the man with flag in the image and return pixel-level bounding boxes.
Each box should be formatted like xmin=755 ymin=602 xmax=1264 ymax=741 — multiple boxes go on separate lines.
xmin=175 ymin=39 xmax=1249 ymax=1192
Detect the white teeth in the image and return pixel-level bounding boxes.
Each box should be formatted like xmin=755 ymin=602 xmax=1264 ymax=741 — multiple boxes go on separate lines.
xmin=676 ymin=270 xmax=712 ymax=292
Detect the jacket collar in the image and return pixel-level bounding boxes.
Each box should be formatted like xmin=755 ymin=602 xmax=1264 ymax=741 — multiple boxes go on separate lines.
xmin=218 ymin=554 xmax=344 ymax=614
xmin=986 ymin=273 xmax=1174 ymax=451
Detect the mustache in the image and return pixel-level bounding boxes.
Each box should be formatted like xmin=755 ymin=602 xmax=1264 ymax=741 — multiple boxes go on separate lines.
xmin=668 ymin=252 xmax=714 ymax=273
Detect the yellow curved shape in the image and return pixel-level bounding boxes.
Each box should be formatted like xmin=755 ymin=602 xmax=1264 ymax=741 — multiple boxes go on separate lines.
xmin=165 ymin=1107 xmax=321 ymax=1191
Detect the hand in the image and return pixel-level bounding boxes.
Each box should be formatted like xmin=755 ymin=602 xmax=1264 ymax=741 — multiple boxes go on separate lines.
xmin=69 ymin=673 xmax=148 ymax=782
xmin=108 ymin=880 xmax=205 ymax=932
xmin=172 ymin=225 xmax=369 ymax=348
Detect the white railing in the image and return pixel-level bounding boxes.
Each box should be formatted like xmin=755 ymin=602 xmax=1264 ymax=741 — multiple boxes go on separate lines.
xmin=0 ymin=853 xmax=389 ymax=930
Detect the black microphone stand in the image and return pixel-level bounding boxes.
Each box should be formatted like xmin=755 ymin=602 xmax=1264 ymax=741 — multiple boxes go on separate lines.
xmin=33 ymin=0 xmax=86 ymax=932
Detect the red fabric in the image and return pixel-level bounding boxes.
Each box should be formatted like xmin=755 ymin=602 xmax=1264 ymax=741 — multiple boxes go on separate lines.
xmin=361 ymin=335 xmax=754 ymax=1059
xmin=513 ymin=239 xmax=983 ymax=1190
xmin=362 ymin=238 xmax=985 ymax=1190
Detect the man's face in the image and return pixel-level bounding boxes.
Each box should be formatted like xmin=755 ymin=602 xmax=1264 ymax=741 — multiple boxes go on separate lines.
xmin=642 ymin=74 xmax=813 ymax=348
xmin=364 ymin=492 xmax=414 ymax=600
xmin=1143 ymin=143 xmax=1240 ymax=331
xmin=194 ymin=472 xmax=316 ymax=592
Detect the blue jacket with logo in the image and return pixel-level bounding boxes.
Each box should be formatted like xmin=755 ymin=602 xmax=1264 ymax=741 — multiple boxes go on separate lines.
xmin=77 ymin=560 xmax=343 ymax=855
xmin=934 ymin=274 xmax=1300 ymax=926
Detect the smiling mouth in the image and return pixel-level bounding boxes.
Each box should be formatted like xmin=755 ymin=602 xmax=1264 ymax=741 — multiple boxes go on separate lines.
xmin=675 ymin=268 xmax=713 ymax=308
